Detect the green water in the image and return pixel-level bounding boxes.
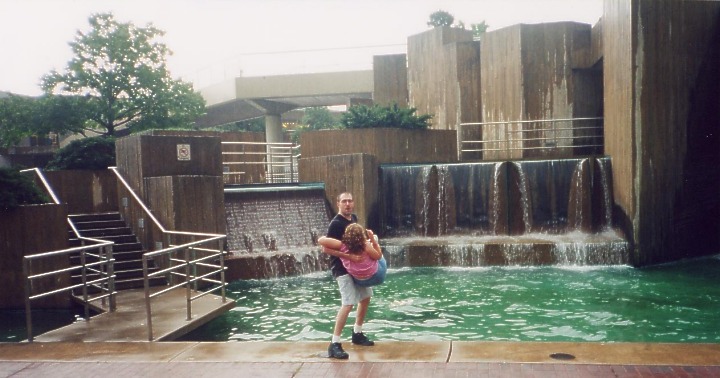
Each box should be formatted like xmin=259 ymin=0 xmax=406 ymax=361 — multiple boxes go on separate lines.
xmin=180 ymin=255 xmax=720 ymax=343
xmin=0 ymin=309 xmax=81 ymax=342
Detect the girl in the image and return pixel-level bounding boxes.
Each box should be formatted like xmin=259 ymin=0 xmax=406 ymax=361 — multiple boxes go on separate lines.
xmin=318 ymin=223 xmax=386 ymax=287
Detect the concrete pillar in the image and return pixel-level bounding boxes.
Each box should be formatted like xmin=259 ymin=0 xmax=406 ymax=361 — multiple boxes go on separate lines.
xmin=264 ymin=113 xmax=283 ymax=144
xmin=264 ymin=113 xmax=284 ymax=182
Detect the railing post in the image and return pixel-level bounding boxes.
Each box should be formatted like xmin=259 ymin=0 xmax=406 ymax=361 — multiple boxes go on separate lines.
xmin=143 ymin=255 xmax=153 ymax=341
xmin=219 ymin=239 xmax=227 ymax=302
xmin=23 ymin=259 xmax=33 ymax=343
xmin=106 ymin=244 xmax=116 ymax=312
xmin=80 ymin=248 xmax=90 ymax=320
xmin=185 ymin=247 xmax=192 ymax=321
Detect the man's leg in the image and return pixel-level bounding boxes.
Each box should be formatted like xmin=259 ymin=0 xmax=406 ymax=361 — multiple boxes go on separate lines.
xmin=355 ymin=296 xmax=370 ymax=326
xmin=333 ymin=304 xmax=353 ymax=338
xmin=351 ymin=296 xmax=374 ymax=346
xmin=328 ymin=275 xmax=356 ymax=359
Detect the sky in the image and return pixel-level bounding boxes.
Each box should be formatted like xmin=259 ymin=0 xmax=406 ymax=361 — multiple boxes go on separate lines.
xmin=0 ymin=0 xmax=603 ymax=96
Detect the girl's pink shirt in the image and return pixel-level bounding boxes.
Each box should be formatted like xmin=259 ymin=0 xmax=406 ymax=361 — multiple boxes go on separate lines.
xmin=339 ymin=244 xmax=378 ymax=279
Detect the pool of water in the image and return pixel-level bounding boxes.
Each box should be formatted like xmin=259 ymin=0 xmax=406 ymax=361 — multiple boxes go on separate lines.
xmin=0 ymin=309 xmax=83 ymax=342
xmin=182 ymin=255 xmax=720 ymax=343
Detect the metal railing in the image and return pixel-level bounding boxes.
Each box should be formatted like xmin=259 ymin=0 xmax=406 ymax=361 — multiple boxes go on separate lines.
xmin=20 ymin=168 xmax=116 ymax=342
xmin=459 ymin=117 xmax=603 ymax=159
xmin=109 ymin=167 xmax=228 ymax=341
xmin=221 ymin=141 xmax=301 ymax=184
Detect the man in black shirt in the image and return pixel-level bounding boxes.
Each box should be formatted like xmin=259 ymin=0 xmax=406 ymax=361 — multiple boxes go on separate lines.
xmin=323 ymin=192 xmax=374 ymax=359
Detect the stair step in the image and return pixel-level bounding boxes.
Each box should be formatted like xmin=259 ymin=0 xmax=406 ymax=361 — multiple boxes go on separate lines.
xmin=113 ymin=242 xmax=143 ymax=253
xmin=69 ymin=212 xmax=122 ymax=223
xmin=72 ymin=219 xmax=127 ymax=230
xmin=66 ymin=212 xmax=168 ymax=292
xmin=71 ymin=227 xmax=132 ymax=238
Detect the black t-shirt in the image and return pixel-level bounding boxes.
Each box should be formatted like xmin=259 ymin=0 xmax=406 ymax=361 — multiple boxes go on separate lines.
xmin=327 ymin=213 xmax=357 ymax=278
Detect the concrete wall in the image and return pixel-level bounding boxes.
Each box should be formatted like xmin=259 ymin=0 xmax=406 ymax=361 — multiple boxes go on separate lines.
xmin=145 ymin=176 xmax=226 ymax=234
xmin=147 ymin=130 xmax=266 ymax=185
xmin=480 ymin=22 xmax=602 ymax=160
xmin=115 ymin=132 xmax=222 ymax=198
xmin=407 ymin=27 xmax=482 ymax=132
xmin=300 ymin=128 xmax=457 ymax=164
xmin=373 ymin=54 xmax=408 ymax=107
xmin=299 ymin=154 xmax=379 ymax=231
xmin=604 ymin=0 xmax=720 ymax=265
xmin=0 ymin=204 xmax=70 ymax=309
xmin=115 ymin=132 xmax=225 ymax=251
xmin=43 ymin=170 xmax=118 ymax=214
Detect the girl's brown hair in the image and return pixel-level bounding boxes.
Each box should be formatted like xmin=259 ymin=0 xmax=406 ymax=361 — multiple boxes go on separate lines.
xmin=341 ymin=223 xmax=366 ymax=254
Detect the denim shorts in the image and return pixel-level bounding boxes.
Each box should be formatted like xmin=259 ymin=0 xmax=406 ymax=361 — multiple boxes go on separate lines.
xmin=353 ymin=256 xmax=387 ymax=287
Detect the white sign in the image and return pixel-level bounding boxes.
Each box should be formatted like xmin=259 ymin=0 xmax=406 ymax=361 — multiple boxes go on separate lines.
xmin=177 ymin=144 xmax=191 ymax=161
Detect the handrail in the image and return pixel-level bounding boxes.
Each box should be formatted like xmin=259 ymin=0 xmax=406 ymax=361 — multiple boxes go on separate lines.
xmin=109 ymin=167 xmax=228 ymax=341
xmin=24 ymin=242 xmax=116 ymax=344
xmin=221 ymin=141 xmax=301 ymax=184
xmin=20 ymin=168 xmax=61 ymax=204
xmin=459 ymin=117 xmax=604 ymax=158
xmin=20 ymin=168 xmax=117 ymax=342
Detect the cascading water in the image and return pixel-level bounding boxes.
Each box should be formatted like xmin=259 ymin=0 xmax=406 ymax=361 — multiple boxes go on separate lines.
xmin=595 ymin=158 xmax=613 ymax=231
xmin=223 ymin=185 xmax=333 ymax=279
xmin=379 ymin=158 xmax=628 ymax=266
xmin=221 ymin=158 xmax=627 ymax=280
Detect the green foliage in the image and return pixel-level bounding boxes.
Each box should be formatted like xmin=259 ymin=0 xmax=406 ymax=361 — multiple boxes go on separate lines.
xmin=0 ymin=94 xmax=90 ymax=148
xmin=41 ymin=13 xmax=206 ymax=137
xmin=293 ymin=107 xmax=341 ymax=143
xmin=340 ymin=104 xmax=432 ymax=130
xmin=428 ymin=10 xmax=455 ymax=28
xmin=471 ymin=21 xmax=489 ymax=38
xmin=0 ymin=95 xmax=35 ymax=147
xmin=300 ymin=107 xmax=340 ymax=130
xmin=45 ymin=137 xmax=116 ymax=170
xmin=0 ymin=168 xmax=51 ymax=211
xmin=209 ymin=118 xmax=266 ymax=133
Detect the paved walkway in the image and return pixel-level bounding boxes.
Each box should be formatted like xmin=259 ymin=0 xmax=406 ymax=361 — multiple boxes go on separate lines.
xmin=1 ymin=341 xmax=718 ymax=377
xmin=32 ymin=288 xmax=234 ymax=342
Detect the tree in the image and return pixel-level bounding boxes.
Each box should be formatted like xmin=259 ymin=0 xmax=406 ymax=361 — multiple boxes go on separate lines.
xmin=0 ymin=94 xmax=88 ymax=148
xmin=0 ymin=95 xmax=35 ymax=148
xmin=427 ymin=10 xmax=455 ymax=28
xmin=209 ymin=118 xmax=265 ymax=133
xmin=471 ymin=21 xmax=490 ymax=38
xmin=45 ymin=137 xmax=116 ymax=170
xmin=41 ymin=13 xmax=206 ymax=137
xmin=0 ymin=168 xmax=50 ymax=211
xmin=300 ymin=107 xmax=339 ymax=130
xmin=340 ymin=104 xmax=432 ymax=130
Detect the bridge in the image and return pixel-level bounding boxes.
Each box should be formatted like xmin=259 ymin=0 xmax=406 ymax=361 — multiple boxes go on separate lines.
xmin=196 ymin=70 xmax=374 ymax=146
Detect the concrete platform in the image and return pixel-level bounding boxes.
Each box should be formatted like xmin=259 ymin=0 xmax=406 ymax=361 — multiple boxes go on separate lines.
xmin=0 ymin=341 xmax=718 ymax=377
xmin=32 ymin=288 xmax=235 ymax=342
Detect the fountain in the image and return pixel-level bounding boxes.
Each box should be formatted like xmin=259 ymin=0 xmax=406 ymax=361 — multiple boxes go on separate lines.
xmin=378 ymin=157 xmax=628 ymax=266
xmin=223 ymin=184 xmax=334 ymax=279
xmin=221 ymin=157 xmax=628 ymax=279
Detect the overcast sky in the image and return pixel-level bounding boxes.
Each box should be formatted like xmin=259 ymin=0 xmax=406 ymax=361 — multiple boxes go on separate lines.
xmin=0 ymin=0 xmax=603 ymax=96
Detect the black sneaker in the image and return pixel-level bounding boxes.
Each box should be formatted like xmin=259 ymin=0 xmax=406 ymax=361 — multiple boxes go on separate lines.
xmin=351 ymin=332 xmax=375 ymax=346
xmin=328 ymin=342 xmax=349 ymax=359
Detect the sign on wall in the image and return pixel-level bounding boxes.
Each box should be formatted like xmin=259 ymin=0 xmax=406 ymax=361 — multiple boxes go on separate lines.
xmin=177 ymin=144 xmax=191 ymax=161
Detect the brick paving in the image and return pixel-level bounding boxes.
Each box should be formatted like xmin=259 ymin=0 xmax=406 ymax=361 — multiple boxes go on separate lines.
xmin=2 ymin=361 xmax=719 ymax=378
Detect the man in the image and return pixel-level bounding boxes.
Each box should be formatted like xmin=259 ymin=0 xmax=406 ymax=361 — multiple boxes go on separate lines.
xmin=323 ymin=192 xmax=374 ymax=359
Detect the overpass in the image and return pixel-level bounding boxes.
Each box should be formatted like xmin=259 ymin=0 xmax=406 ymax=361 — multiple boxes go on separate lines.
xmin=196 ymin=70 xmax=374 ymax=146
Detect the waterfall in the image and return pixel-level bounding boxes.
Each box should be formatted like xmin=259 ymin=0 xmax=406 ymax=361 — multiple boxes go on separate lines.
xmin=513 ymin=162 xmax=533 ymax=233
xmin=224 ymin=187 xmax=330 ymax=254
xmin=596 ymin=159 xmax=613 ymax=231
xmin=377 ymin=158 xmax=627 ymax=268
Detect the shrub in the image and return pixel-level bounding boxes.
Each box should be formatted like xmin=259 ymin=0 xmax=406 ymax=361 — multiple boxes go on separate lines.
xmin=0 ymin=168 xmax=51 ymax=211
xmin=46 ymin=137 xmax=116 ymax=170
xmin=340 ymin=104 xmax=432 ymax=130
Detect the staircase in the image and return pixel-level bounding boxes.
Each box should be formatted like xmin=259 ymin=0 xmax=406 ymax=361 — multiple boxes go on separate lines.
xmin=68 ymin=212 xmax=166 ymax=291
